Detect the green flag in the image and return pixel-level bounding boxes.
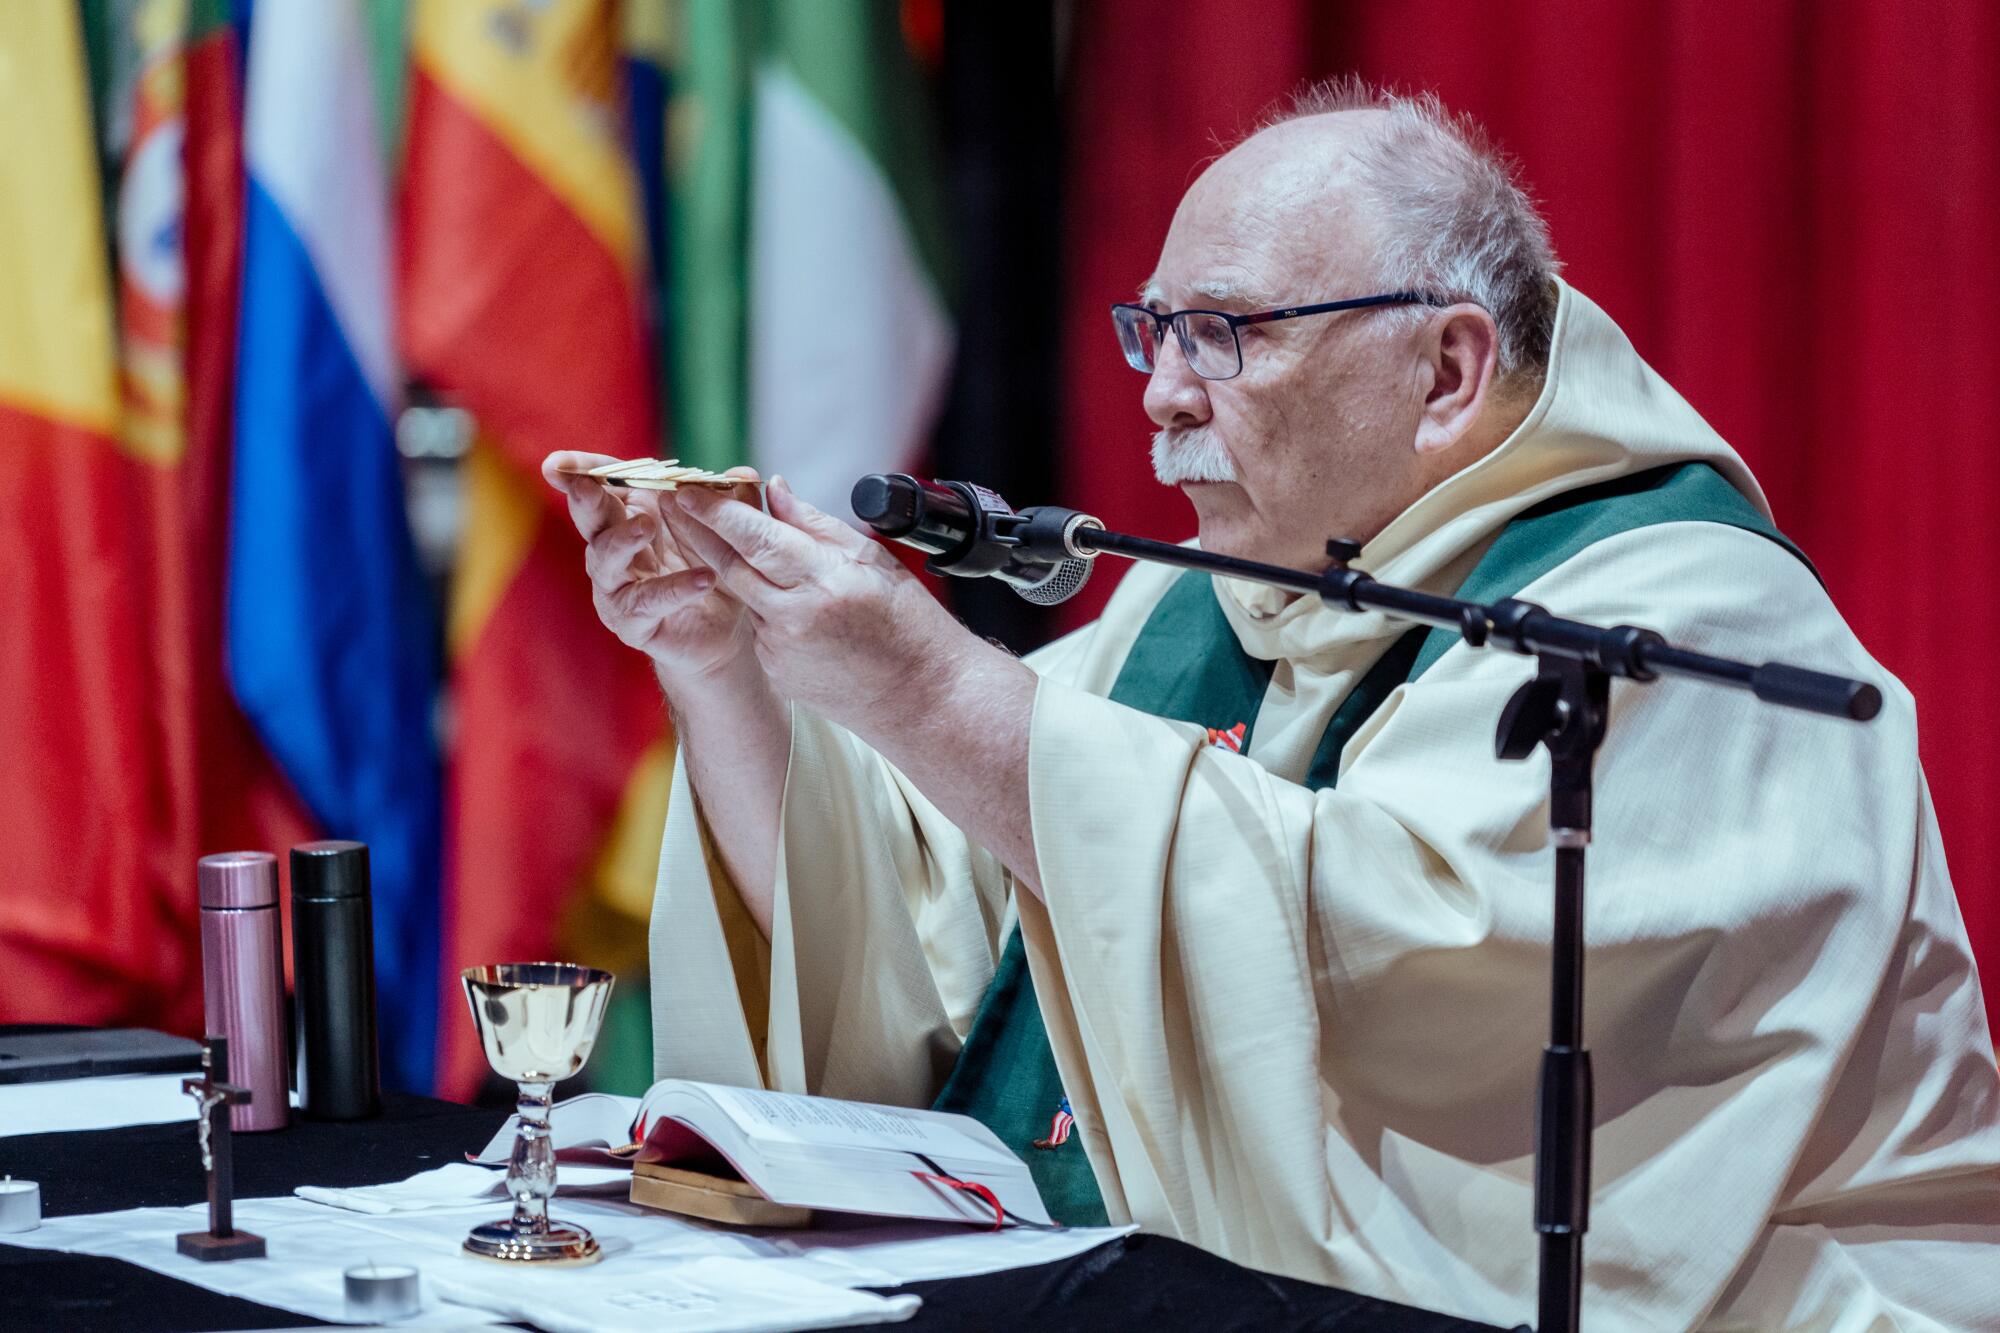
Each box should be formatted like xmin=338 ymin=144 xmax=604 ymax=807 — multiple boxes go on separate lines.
xmin=670 ymin=0 xmax=952 ymax=512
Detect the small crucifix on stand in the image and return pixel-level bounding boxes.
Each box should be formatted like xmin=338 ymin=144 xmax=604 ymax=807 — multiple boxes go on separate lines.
xmin=176 ymin=1035 xmax=265 ymax=1261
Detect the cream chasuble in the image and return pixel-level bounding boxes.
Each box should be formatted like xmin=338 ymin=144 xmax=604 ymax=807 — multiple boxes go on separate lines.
xmin=646 ymin=282 xmax=2000 ymax=1330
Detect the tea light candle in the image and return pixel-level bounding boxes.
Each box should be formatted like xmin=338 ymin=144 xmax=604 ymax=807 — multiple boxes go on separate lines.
xmin=0 ymin=1176 xmax=40 ymax=1232
xmin=343 ymin=1263 xmax=420 ymax=1321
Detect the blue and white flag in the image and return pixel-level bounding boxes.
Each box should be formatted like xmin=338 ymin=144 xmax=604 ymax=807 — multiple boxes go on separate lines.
xmin=228 ymin=0 xmax=442 ymax=1091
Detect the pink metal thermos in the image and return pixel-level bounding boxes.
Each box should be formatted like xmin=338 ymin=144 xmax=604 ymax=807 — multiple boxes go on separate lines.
xmin=196 ymin=852 xmax=290 ymax=1132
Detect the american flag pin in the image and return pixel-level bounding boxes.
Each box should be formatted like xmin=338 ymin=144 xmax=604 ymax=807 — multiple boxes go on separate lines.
xmin=1032 ymin=1096 xmax=1076 ymax=1150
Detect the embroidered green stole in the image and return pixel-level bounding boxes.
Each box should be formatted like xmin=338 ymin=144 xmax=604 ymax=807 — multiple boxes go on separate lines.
xmin=930 ymin=462 xmax=1811 ymax=1226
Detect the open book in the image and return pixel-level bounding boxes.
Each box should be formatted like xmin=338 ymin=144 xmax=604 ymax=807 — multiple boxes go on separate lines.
xmin=472 ymin=1080 xmax=1053 ymax=1229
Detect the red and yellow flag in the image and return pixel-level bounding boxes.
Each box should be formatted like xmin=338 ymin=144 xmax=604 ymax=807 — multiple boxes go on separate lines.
xmin=400 ymin=0 xmax=670 ymax=1098
xmin=0 ymin=1 xmax=309 ymax=1030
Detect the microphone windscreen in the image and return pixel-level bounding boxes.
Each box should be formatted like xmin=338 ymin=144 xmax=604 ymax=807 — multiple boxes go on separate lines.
xmin=1013 ymin=557 xmax=1093 ymax=606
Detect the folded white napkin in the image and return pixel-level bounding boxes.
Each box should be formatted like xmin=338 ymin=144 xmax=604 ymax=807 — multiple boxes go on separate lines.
xmin=296 ymin=1162 xmax=632 ymax=1214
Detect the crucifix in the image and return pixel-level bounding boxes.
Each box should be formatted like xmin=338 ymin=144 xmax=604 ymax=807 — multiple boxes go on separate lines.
xmin=176 ymin=1035 xmax=266 ymax=1261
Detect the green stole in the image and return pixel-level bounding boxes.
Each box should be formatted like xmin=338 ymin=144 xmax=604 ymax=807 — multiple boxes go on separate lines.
xmin=931 ymin=462 xmax=1811 ymax=1226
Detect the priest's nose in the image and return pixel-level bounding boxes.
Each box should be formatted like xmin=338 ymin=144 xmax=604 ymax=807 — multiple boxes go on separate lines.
xmin=1144 ymin=336 xmax=1212 ymax=429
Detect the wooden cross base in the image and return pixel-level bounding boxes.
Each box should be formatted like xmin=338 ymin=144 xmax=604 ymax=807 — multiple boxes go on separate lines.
xmin=176 ymin=1228 xmax=266 ymax=1262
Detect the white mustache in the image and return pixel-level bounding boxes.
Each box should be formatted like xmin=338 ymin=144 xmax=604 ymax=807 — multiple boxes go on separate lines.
xmin=1150 ymin=425 xmax=1239 ymax=485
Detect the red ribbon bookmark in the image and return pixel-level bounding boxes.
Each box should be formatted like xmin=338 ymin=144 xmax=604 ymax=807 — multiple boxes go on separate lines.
xmin=911 ymin=1170 xmax=1006 ymax=1232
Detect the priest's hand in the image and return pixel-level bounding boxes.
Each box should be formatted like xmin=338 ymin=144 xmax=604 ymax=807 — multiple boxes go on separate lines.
xmin=667 ymin=476 xmax=973 ymax=725
xmin=541 ymin=451 xmax=760 ymax=686
xmin=671 ymin=476 xmax=1044 ymax=893
xmin=546 ymin=451 xmax=800 ymax=939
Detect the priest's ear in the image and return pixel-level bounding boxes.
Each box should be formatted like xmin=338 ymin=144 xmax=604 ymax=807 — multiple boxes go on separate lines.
xmin=1412 ymin=303 xmax=1501 ymax=457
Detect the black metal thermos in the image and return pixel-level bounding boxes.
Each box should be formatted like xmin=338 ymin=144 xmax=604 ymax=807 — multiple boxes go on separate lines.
xmin=290 ymin=840 xmax=381 ymax=1119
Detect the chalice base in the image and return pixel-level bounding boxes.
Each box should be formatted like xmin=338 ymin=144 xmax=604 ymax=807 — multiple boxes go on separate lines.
xmin=461 ymin=1218 xmax=603 ymax=1266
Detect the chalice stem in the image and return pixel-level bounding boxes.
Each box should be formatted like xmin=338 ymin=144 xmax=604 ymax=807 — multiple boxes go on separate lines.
xmin=507 ymin=1079 xmax=556 ymax=1235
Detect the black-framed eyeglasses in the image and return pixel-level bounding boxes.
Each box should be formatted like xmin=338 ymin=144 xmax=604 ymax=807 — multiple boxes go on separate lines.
xmin=1110 ymin=291 xmax=1439 ymax=381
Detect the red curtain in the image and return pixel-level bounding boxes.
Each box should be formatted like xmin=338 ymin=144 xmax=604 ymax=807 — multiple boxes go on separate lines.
xmin=1059 ymin=0 xmax=2000 ymax=1030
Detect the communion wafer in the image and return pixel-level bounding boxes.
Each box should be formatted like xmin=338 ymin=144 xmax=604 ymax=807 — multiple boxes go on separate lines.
xmin=584 ymin=458 xmax=678 ymax=478
xmin=620 ymin=470 xmax=739 ymax=490
xmin=563 ymin=458 xmax=743 ymax=489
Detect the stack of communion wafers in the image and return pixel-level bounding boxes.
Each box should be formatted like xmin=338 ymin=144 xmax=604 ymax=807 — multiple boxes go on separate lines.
xmin=562 ymin=458 xmax=744 ymax=490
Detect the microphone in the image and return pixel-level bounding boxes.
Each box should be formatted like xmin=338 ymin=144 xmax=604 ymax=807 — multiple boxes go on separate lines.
xmin=850 ymin=474 xmax=1102 ymax=606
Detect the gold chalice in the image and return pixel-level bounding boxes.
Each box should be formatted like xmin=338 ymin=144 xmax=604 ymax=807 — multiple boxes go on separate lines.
xmin=460 ymin=962 xmax=615 ymax=1266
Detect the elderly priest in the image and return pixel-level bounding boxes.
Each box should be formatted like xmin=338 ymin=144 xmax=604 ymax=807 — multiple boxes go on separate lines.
xmin=544 ymin=83 xmax=2000 ymax=1328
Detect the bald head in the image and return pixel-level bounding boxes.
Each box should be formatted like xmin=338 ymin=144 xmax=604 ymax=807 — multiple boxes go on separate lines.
xmin=1147 ymin=111 xmax=1395 ymax=311
xmin=1201 ymin=106 xmax=1396 ymax=210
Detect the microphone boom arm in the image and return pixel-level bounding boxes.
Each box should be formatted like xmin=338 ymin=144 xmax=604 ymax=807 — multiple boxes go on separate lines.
xmin=1057 ymin=522 xmax=1880 ymax=721
xmin=853 ymin=472 xmax=1883 ymax=719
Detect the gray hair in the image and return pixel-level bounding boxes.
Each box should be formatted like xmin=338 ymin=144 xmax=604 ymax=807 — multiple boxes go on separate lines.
xmin=1258 ymin=78 xmax=1560 ymax=381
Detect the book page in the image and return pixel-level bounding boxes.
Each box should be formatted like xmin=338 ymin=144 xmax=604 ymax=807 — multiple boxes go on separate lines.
xmin=695 ymin=1084 xmax=1004 ymax=1163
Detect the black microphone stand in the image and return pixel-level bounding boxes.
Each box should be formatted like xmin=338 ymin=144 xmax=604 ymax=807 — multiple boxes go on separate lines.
xmin=1048 ymin=521 xmax=1879 ymax=1333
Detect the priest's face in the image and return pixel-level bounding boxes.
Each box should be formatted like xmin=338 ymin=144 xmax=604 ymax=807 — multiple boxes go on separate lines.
xmin=1139 ymin=114 xmax=1435 ymax=571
